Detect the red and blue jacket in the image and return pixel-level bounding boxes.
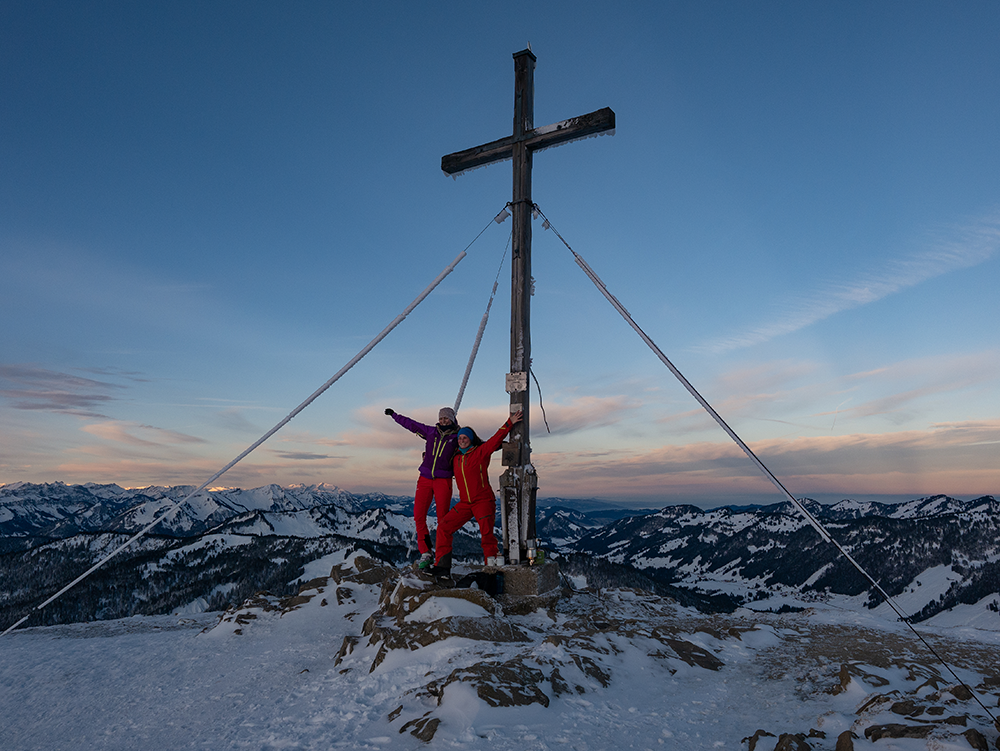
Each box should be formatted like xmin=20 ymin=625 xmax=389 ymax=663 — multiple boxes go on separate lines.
xmin=452 ymin=420 xmax=513 ymax=505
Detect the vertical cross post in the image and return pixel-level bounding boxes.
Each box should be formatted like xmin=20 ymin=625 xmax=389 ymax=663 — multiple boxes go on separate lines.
xmin=441 ymin=50 xmax=615 ymax=565
xmin=501 ymin=49 xmax=537 ymax=564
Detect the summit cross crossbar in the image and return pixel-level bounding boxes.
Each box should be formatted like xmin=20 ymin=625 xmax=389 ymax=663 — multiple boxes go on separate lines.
xmin=441 ymin=48 xmax=615 ymax=564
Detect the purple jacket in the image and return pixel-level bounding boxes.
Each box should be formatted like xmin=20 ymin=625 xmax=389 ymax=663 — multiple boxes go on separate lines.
xmin=392 ymin=413 xmax=459 ymax=479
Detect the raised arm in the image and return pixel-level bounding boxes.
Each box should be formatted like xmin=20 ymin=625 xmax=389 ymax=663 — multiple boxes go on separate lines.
xmin=482 ymin=410 xmax=523 ymax=453
xmin=385 ymin=409 xmax=434 ymax=439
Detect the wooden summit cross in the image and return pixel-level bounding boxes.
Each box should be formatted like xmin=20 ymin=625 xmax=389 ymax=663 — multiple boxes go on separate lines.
xmin=442 ymin=49 xmax=615 ymax=565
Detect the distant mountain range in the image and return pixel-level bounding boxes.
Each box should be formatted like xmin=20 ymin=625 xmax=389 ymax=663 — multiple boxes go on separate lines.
xmin=2 ymin=482 xmax=998 ymax=631
xmin=0 ymin=482 xmax=393 ymax=543
xmin=554 ymin=495 xmax=1000 ymax=625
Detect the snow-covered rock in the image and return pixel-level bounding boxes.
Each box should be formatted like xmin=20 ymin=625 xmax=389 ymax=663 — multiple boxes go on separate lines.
xmin=5 ymin=552 xmax=998 ymax=750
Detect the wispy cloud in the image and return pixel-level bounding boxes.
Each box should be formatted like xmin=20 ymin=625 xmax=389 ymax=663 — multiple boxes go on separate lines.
xmin=654 ymin=349 xmax=1000 ymax=439
xmin=839 ymin=350 xmax=1000 ymax=423
xmin=271 ymin=450 xmax=340 ymax=461
xmin=0 ymin=364 xmax=126 ymax=417
xmin=47 ymin=439 xmax=352 ymax=489
xmin=39 ymin=421 xmax=214 ymax=487
xmin=521 ymin=395 xmax=642 ymax=435
xmin=74 ymin=366 xmax=150 ymax=383
xmin=532 ymin=419 xmax=1000 ymax=503
xmin=81 ymin=421 xmax=206 ymax=447
xmin=328 ymin=396 xmax=642 ymax=452
xmin=214 ymin=408 xmax=262 ymax=435
xmin=697 ymin=213 xmax=1000 ymax=354
xmin=18 ymin=410 xmax=1000 ymax=503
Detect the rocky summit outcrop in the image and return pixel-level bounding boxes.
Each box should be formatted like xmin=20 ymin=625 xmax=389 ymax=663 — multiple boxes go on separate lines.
xmin=339 ymin=566 xmax=740 ymax=741
xmin=208 ymin=553 xmax=1000 ymax=748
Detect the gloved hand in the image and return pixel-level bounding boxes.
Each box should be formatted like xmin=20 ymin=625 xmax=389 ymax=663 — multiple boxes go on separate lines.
xmin=385 ymin=408 xmax=395 ymax=416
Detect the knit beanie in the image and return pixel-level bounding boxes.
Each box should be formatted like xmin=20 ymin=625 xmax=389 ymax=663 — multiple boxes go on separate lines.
xmin=439 ymin=407 xmax=457 ymax=422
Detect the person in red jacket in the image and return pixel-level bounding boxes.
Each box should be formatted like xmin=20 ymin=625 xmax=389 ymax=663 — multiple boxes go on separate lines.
xmin=431 ymin=409 xmax=523 ymax=575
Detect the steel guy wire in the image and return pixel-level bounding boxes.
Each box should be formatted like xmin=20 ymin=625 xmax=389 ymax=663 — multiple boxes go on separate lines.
xmin=533 ymin=203 xmax=998 ymax=724
xmin=1 ymin=209 xmax=506 ymax=638
xmin=454 ymin=212 xmax=512 ymax=413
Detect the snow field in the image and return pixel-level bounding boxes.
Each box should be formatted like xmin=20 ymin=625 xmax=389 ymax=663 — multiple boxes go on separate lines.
xmin=3 ymin=556 xmax=999 ymax=750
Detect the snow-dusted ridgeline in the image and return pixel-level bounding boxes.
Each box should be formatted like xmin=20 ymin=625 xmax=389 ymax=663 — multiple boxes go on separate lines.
xmin=3 ymin=483 xmax=1000 ymax=632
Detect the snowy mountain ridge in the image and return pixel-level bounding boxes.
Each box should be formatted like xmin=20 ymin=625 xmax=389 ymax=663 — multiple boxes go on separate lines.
xmin=563 ymin=494 xmax=1000 ymax=629
xmin=3 ymin=483 xmax=1000 ymax=634
xmin=0 ymin=481 xmax=391 ymax=541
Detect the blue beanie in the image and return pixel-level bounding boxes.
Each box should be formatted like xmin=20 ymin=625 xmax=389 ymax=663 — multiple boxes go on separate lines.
xmin=458 ymin=427 xmax=475 ymax=441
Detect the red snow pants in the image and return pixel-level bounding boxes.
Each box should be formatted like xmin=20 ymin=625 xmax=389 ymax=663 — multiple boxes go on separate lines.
xmin=435 ymin=496 xmax=498 ymax=564
xmin=414 ymin=475 xmax=453 ymax=554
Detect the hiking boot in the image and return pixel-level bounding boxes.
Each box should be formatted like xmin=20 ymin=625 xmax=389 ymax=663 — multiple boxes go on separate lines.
xmin=417 ymin=553 xmax=433 ymax=569
xmin=428 ymin=565 xmax=452 ymax=579
xmin=428 ymin=553 xmax=452 ymax=578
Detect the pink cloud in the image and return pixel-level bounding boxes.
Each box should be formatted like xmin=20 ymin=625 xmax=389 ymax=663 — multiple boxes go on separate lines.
xmin=530 ymin=420 xmax=1000 ymax=502
xmin=316 ymin=396 xmax=640 ymax=454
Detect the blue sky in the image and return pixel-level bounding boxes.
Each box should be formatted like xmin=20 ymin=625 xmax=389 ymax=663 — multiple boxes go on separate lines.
xmin=3 ymin=1 xmax=1000 ymax=508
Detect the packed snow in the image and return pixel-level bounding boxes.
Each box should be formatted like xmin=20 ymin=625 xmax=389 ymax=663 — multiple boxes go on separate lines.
xmin=2 ymin=551 xmax=999 ymax=751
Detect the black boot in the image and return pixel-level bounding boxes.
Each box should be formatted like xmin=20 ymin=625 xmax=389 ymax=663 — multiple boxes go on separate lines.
xmin=428 ymin=553 xmax=452 ymax=579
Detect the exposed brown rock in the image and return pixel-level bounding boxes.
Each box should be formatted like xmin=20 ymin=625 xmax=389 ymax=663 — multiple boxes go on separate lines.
xmin=569 ymin=652 xmax=612 ymax=688
xmin=832 ymin=664 xmax=853 ymax=694
xmin=773 ymin=733 xmax=811 ymax=751
xmin=299 ymin=576 xmax=329 ymax=591
xmin=330 ymin=555 xmax=396 ymax=586
xmin=280 ymin=594 xmax=314 ymax=610
xmin=275 ymin=576 xmax=330 ymax=612
xmin=743 ymin=729 xmax=774 ymax=751
xmin=830 ymin=662 xmax=894 ymax=695
xmin=950 ymin=684 xmax=975 ymax=701
xmin=864 ymin=723 xmax=933 ymax=741
xmin=333 ymin=634 xmax=359 ymax=667
xmin=365 ymin=612 xmax=531 ymax=672
xmin=549 ymin=667 xmax=572 ymax=697
xmin=834 ymin=730 xmax=856 ymax=751
xmin=400 ymin=713 xmax=440 ymax=742
xmin=963 ymin=728 xmax=988 ymax=751
xmin=424 ymin=659 xmax=550 ymax=708
xmin=664 ymin=638 xmax=724 ymax=670
xmin=857 ymin=693 xmax=898 ymax=716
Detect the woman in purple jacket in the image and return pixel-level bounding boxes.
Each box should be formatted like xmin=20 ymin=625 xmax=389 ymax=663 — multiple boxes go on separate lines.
xmin=384 ymin=406 xmax=460 ymax=568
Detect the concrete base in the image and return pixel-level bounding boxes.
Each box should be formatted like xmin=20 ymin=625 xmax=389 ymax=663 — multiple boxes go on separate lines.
xmin=478 ymin=561 xmax=562 ymax=614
